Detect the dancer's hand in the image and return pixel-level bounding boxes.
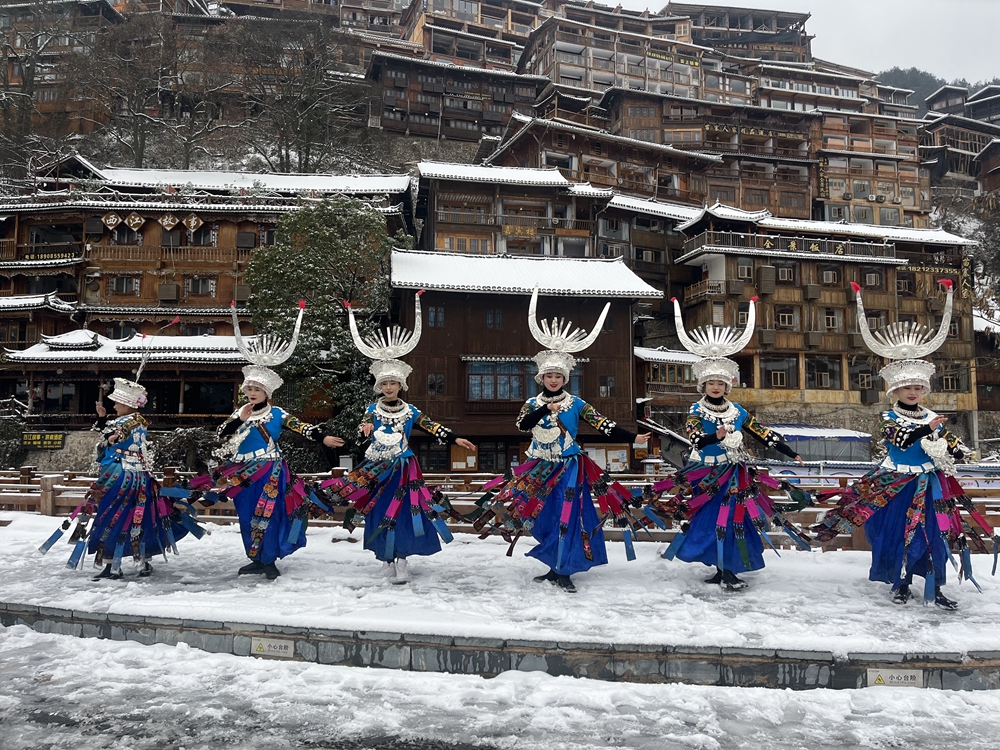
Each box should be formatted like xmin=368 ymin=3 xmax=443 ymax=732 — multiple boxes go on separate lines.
xmin=635 ymin=432 xmax=651 ymax=446
xmin=795 ymin=455 xmax=805 ymax=466
xmin=716 ymin=427 xmax=727 ymax=439
xmin=95 ymin=401 xmax=106 ymax=418
xmin=930 ymin=415 xmax=948 ymax=430
xmin=323 ymin=436 xmax=345 ymax=448
xmin=239 ymin=403 xmax=254 ymax=421
xmin=547 ymin=401 xmax=562 ymax=413
xmin=361 ymin=422 xmax=374 ymax=437
xmin=456 ymin=438 xmax=476 ymax=450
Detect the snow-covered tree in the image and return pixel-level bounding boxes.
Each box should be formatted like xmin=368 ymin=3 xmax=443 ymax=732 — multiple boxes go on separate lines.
xmin=244 ymin=197 xmax=410 ymax=458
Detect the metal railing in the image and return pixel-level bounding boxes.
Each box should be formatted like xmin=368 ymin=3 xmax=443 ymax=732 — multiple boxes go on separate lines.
xmin=683 ymin=231 xmax=895 ymax=258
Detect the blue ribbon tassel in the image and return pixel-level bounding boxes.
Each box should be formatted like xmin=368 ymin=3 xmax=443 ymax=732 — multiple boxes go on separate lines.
xmin=662 ymin=529 xmax=686 ymax=560
xmin=384 ymin=528 xmax=396 ymax=560
xmin=622 ymin=528 xmax=636 ymax=562
xmin=66 ymin=541 xmax=86 ymax=570
xmin=287 ymin=518 xmax=303 ymax=545
xmin=177 ymin=513 xmax=206 ymax=539
xmin=112 ymin=543 xmax=125 ymax=575
xmin=642 ymin=506 xmax=668 ymax=529
xmin=430 ymin=506 xmax=455 ymax=544
xmin=961 ymin=547 xmax=984 ymax=593
xmin=38 ymin=527 xmax=66 ymax=555
xmin=411 ymin=508 xmax=425 ymax=537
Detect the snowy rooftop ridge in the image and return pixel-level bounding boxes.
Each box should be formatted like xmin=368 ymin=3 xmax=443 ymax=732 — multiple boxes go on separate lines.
xmin=633 ymin=347 xmax=701 ymax=365
xmin=390 ymin=249 xmax=663 ymax=298
xmin=0 ymin=293 xmax=77 ymax=313
xmin=6 ymin=331 xmax=252 ymax=364
xmin=416 ymin=162 xmax=570 ymax=186
xmin=83 ymin=169 xmax=412 ymax=195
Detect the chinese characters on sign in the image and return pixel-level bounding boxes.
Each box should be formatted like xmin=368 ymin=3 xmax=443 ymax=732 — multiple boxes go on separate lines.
xmin=21 ymin=433 xmax=66 ymax=450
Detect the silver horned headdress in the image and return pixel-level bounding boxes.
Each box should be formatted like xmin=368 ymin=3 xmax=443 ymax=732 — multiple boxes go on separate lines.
xmin=231 ymin=300 xmax=305 ymax=397
xmin=529 ymin=284 xmax=609 ymax=384
xmin=852 ymin=280 xmax=953 ymax=396
xmin=673 ymin=296 xmax=757 ymax=393
xmin=347 ymin=291 xmax=423 ymax=392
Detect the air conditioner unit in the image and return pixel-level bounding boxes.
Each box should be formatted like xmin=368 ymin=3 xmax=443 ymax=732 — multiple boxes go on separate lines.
xmin=876 ymin=195 xmax=887 ymax=203
xmin=842 ymin=192 xmax=853 ymax=201
xmin=867 ymin=194 xmax=877 ymax=202
xmin=892 ymin=196 xmax=902 ymax=204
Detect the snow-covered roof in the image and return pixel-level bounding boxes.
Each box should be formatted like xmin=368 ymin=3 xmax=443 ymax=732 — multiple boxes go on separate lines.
xmin=390 ymin=250 xmax=663 ymax=298
xmin=0 ymin=293 xmax=77 ymax=313
xmin=925 ymin=84 xmax=969 ymax=102
xmin=417 ymin=162 xmax=570 ymax=186
xmin=974 ymin=139 xmax=1000 ymax=162
xmin=677 ymin=203 xmax=971 ymax=246
xmin=967 ymin=85 xmax=1000 ymax=103
xmin=565 ymin=183 xmax=615 ymax=198
xmin=633 ymin=347 xmax=700 ymax=365
xmin=607 ymin=195 xmax=701 ymax=223
xmin=5 ymin=331 xmax=252 ymax=365
xmin=82 ymin=169 xmax=412 ymax=195
xmin=768 ymin=424 xmax=871 ymax=441
xmin=81 ymin=305 xmax=250 ymax=317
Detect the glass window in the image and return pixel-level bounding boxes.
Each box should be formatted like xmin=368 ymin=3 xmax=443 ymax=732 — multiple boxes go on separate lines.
xmin=761 ymin=357 xmax=798 ymax=389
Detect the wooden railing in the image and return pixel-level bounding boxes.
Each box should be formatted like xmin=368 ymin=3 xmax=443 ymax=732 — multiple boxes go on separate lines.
xmin=7 ymin=467 xmax=1000 ymax=551
xmin=89 ymin=245 xmax=252 ymax=263
xmin=683 ymin=230 xmax=896 ymax=259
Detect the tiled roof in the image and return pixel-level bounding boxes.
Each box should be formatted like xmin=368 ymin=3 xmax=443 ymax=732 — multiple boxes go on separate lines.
xmin=417 ymin=162 xmax=570 ymax=186
xmin=390 ymin=249 xmax=663 ymax=298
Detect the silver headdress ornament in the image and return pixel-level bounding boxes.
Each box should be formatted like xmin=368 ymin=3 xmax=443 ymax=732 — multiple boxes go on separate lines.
xmin=852 ymin=280 xmax=953 ymax=396
xmin=673 ymin=296 xmax=757 ymax=393
xmin=346 ymin=291 xmax=423 ymax=392
xmin=110 ymin=316 xmax=180 ymax=409
xmin=231 ymin=300 xmax=306 ymax=397
xmin=529 ymin=284 xmax=609 ymax=384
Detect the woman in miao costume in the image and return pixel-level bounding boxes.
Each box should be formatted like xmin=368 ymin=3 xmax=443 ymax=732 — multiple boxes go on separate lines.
xmin=813 ymin=281 xmax=997 ymax=609
xmin=39 ymin=342 xmax=204 ymax=579
xmin=645 ymin=297 xmax=807 ymax=591
xmin=320 ymin=291 xmax=476 ymax=585
xmin=475 ymin=286 xmax=650 ymax=593
xmin=180 ymin=301 xmax=344 ymax=581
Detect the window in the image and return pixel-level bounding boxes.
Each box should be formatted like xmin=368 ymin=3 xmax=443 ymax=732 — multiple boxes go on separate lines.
xmin=779 ymin=192 xmax=805 ymax=208
xmin=896 ymin=273 xmax=915 ymax=294
xmin=478 ymin=441 xmax=510 ymax=473
xmin=879 ymin=207 xmax=900 ymax=226
xmin=109 ymin=276 xmax=137 ymax=295
xmin=710 ymin=187 xmax=735 ymax=204
xmin=181 ymin=325 xmax=214 ymax=336
xmin=776 ymin=308 xmax=797 ymax=329
xmin=776 ymin=265 xmax=796 ymax=283
xmin=467 ymin=362 xmax=528 ymax=400
xmin=865 ymin=311 xmax=885 ymax=330
xmin=712 ymin=302 xmax=726 ymax=326
xmin=486 ymin=309 xmax=502 ymax=330
xmin=745 ymin=190 xmax=769 ymax=206
xmin=599 ymin=376 xmax=615 ymax=398
xmin=736 ymin=302 xmax=750 ymax=326
xmin=428 ymin=306 xmax=445 ymax=328
xmin=826 ymin=205 xmax=848 ymax=221
xmin=858 ymin=372 xmax=873 ymax=389
xmin=940 ymin=374 xmax=959 ymax=391
xmin=853 ymin=180 xmax=871 ymax=199
xmin=864 ymin=270 xmax=882 ymax=289
xmin=105 ymin=324 xmax=136 ymax=339
xmin=422 ymin=443 xmax=449 ymax=472
xmin=427 ymin=373 xmax=445 ymax=396
xmin=853 ymin=205 xmax=873 ymax=224
xmin=737 ymin=260 xmax=753 ymax=279
xmin=806 ymin=356 xmax=842 ymax=389
xmin=189 ymin=277 xmax=212 ymax=295
xmin=761 ymin=357 xmax=798 ymax=389
xmin=824 ymin=309 xmax=842 ymax=331
xmin=191 ymin=227 xmax=214 ymax=246
xmin=112 ymin=227 xmax=140 ymax=245
xmin=821 ymin=268 xmax=839 ymax=285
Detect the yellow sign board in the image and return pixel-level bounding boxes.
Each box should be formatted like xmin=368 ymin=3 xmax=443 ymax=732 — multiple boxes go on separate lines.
xmin=21 ymin=432 xmax=66 ymax=450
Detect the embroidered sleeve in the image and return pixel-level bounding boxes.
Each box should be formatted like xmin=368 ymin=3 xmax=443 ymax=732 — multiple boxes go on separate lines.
xmin=941 ymin=428 xmax=968 ymax=458
xmin=581 ymin=402 xmax=637 ymax=442
xmin=517 ymin=400 xmax=543 ymax=432
xmin=881 ymin=413 xmax=932 ymax=449
xmin=686 ymin=411 xmax=709 ymax=442
xmin=281 ymin=412 xmax=326 ymax=443
xmin=217 ymin=412 xmax=241 ymax=441
xmin=107 ymin=414 xmax=145 ymax=446
xmin=415 ymin=413 xmax=454 ymax=445
xmin=745 ymin=415 xmax=798 ymax=458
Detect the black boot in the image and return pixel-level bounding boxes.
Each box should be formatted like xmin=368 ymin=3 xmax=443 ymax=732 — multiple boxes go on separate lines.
xmin=262 ymin=563 xmax=281 ymax=581
xmin=721 ymin=570 xmax=747 ymax=590
xmin=934 ymin=587 xmax=958 ymax=611
xmin=704 ymin=568 xmax=723 ymax=585
xmin=555 ymin=574 xmax=577 ymax=593
xmin=92 ymin=564 xmax=113 ymax=581
xmin=892 ymin=584 xmax=911 ymax=604
xmin=533 ymin=569 xmax=558 ymax=584
xmin=138 ymin=562 xmax=153 ymax=578
xmin=238 ymin=560 xmax=266 ymax=575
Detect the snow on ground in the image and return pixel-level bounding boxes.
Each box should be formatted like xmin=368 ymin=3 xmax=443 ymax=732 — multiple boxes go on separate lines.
xmin=3 ymin=511 xmax=1000 ymax=657
xmin=2 ymin=625 xmax=1000 ymax=750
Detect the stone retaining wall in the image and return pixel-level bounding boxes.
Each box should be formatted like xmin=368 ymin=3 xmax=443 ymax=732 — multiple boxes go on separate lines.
xmin=3 ymin=601 xmax=998 ymax=691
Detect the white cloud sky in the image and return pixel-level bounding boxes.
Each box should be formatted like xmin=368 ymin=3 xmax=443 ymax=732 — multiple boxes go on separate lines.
xmin=615 ymin=0 xmax=999 ymax=83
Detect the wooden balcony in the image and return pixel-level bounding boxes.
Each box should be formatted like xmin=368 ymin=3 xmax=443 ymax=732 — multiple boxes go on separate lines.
xmin=645 ymin=382 xmax=698 ymax=396
xmin=683 ymin=278 xmax=726 ymax=301
xmin=682 ymin=231 xmax=896 ymax=259
xmin=88 ymin=245 xmax=253 ymax=264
